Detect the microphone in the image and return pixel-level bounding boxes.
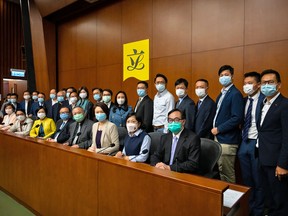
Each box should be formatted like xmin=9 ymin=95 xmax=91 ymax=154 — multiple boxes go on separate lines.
xmin=9 ymin=123 xmax=14 ymax=126
xmin=97 ymin=143 xmax=115 ymax=154
xmin=14 ymin=122 xmax=28 ymax=131
xmin=35 ymin=124 xmax=40 ymax=128
xmin=129 ymin=149 xmax=149 ymax=161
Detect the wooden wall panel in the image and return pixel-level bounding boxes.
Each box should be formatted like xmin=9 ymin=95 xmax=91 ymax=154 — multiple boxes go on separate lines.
xmin=191 ymin=47 xmax=244 ymax=101
xmin=244 ymin=41 xmax=288 ymax=97
xmin=245 ymin=0 xmax=288 ymax=45
xmin=192 ymin=0 xmax=244 ymax=52
xmin=152 ymin=0 xmax=192 ymax=58
xmin=34 ymin=0 xmax=77 ymax=17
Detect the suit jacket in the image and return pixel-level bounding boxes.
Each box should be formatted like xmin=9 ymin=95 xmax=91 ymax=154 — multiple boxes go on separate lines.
xmin=194 ymin=95 xmax=216 ymax=139
xmin=134 ymin=95 xmax=153 ymax=132
xmin=50 ymin=100 xmax=70 ymax=123
xmin=91 ymin=121 xmax=119 ymax=154
xmin=67 ymin=118 xmax=94 ymax=149
xmin=30 ymin=102 xmax=46 ymax=119
xmin=257 ymin=94 xmax=288 ymax=169
xmin=51 ymin=118 xmax=74 ymax=143
xmin=29 ymin=117 xmax=56 ymax=139
xmin=19 ymin=100 xmax=33 ymax=116
xmin=175 ymin=95 xmax=195 ymax=131
xmin=150 ymin=128 xmax=200 ymax=173
xmin=8 ymin=117 xmax=33 ymax=136
xmin=214 ymin=85 xmax=244 ymax=144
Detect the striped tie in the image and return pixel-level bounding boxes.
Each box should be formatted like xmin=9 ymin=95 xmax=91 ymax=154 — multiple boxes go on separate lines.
xmin=242 ymin=98 xmax=253 ymax=141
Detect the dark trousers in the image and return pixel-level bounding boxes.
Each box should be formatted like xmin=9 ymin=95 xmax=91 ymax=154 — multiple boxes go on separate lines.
xmin=238 ymin=139 xmax=264 ymax=216
xmin=260 ymin=165 xmax=288 ymax=216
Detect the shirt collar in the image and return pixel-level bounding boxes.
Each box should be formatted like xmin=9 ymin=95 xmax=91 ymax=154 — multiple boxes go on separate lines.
xmin=157 ymin=89 xmax=168 ymax=97
xmin=263 ymin=92 xmax=280 ymax=105
xmin=222 ymin=83 xmax=233 ymax=92
xmin=128 ymin=129 xmax=142 ymax=137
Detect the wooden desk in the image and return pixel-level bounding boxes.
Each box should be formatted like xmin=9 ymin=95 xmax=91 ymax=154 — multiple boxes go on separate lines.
xmin=0 ymin=131 xmax=249 ymax=215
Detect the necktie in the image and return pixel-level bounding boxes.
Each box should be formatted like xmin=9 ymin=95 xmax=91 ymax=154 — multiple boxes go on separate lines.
xmin=60 ymin=121 xmax=66 ymax=130
xmin=213 ymin=90 xmax=227 ymax=127
xmin=242 ymin=98 xmax=254 ymax=141
xmin=197 ymin=100 xmax=202 ymax=109
xmin=72 ymin=123 xmax=81 ymax=144
xmin=134 ymin=98 xmax=142 ymax=112
xmin=169 ymin=136 xmax=178 ymax=165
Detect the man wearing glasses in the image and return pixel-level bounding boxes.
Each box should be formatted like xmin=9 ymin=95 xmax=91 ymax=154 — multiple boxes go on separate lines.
xmin=150 ymin=109 xmax=200 ymax=173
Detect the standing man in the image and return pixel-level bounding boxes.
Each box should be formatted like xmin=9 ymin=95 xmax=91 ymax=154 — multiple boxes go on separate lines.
xmin=258 ymin=69 xmax=288 ymax=215
xmin=211 ymin=65 xmax=244 ymax=183
xmin=102 ymin=89 xmax=114 ymax=110
xmin=238 ymin=72 xmax=265 ymax=216
xmin=150 ymin=109 xmax=200 ymax=173
xmin=174 ymin=78 xmax=195 ymax=131
xmin=152 ymin=73 xmax=174 ymax=133
xmin=194 ymin=79 xmax=216 ymax=139
xmin=134 ymin=81 xmax=153 ymax=133
xmin=19 ymin=90 xmax=33 ymax=117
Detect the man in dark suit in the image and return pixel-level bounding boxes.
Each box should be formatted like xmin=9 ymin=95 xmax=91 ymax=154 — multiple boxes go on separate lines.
xmin=174 ymin=78 xmax=195 ymax=131
xmin=134 ymin=81 xmax=153 ymax=132
xmin=47 ymin=106 xmax=74 ymax=143
xmin=29 ymin=92 xmax=46 ymax=119
xmin=257 ymin=69 xmax=288 ymax=216
xmin=238 ymin=72 xmax=265 ymax=216
xmin=194 ymin=79 xmax=216 ymax=139
xmin=19 ymin=90 xmax=33 ymax=117
xmin=64 ymin=106 xmax=94 ymax=149
xmin=211 ymin=65 xmax=244 ymax=183
xmin=150 ymin=108 xmax=200 ymax=173
xmin=49 ymin=90 xmax=70 ymax=123
xmin=45 ymin=88 xmax=58 ymax=121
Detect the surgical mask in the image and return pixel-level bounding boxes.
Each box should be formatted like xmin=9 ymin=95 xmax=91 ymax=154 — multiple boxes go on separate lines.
xmin=38 ymin=98 xmax=44 ymax=103
xmin=60 ymin=113 xmax=70 ymax=121
xmin=117 ymin=98 xmax=125 ymax=105
xmin=73 ymin=113 xmax=85 ymax=123
xmin=7 ymin=99 xmax=11 ymax=103
xmin=37 ymin=113 xmax=46 ymax=120
xmin=17 ymin=115 xmax=26 ymax=121
xmin=70 ymin=97 xmax=77 ymax=104
xmin=168 ymin=122 xmax=182 ymax=134
xmin=57 ymin=96 xmax=65 ymax=102
xmin=79 ymin=92 xmax=87 ymax=99
xmin=176 ymin=89 xmax=185 ymax=98
xmin=219 ymin=76 xmax=232 ymax=86
xmin=50 ymin=94 xmax=56 ymax=99
xmin=137 ymin=89 xmax=146 ymax=97
xmin=126 ymin=123 xmax=138 ymax=133
xmin=156 ymin=84 xmax=165 ymax=93
xmin=103 ymin=95 xmax=111 ymax=103
xmin=5 ymin=109 xmax=13 ymax=115
xmin=95 ymin=113 xmax=106 ymax=122
xmin=10 ymin=99 xmax=17 ymax=103
xmin=243 ymin=84 xmax=255 ymax=95
xmin=261 ymin=84 xmax=277 ymax=97
xmin=32 ymin=95 xmax=38 ymax=100
xmin=66 ymin=92 xmax=70 ymax=98
xmin=24 ymin=95 xmax=30 ymax=100
xmin=195 ymin=88 xmax=206 ymax=98
xmin=93 ymin=94 xmax=101 ymax=101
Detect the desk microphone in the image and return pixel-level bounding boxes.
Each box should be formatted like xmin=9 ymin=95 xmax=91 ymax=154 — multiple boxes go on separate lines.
xmin=35 ymin=124 xmax=40 ymax=128
xmin=1 ymin=122 xmax=5 ymax=125
xmin=129 ymin=149 xmax=149 ymax=161
xmin=15 ymin=122 xmax=27 ymax=131
xmin=97 ymin=143 xmax=115 ymax=154
xmin=9 ymin=123 xmax=14 ymax=126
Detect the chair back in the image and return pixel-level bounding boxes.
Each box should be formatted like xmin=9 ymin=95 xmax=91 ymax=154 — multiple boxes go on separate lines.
xmin=117 ymin=127 xmax=128 ymax=151
xmin=199 ymin=138 xmax=222 ymax=178
xmin=146 ymin=132 xmax=163 ymax=163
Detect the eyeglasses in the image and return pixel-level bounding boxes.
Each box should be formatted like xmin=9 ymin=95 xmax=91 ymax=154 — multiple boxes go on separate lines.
xmin=261 ymin=80 xmax=276 ymax=85
xmin=168 ymin=118 xmax=182 ymax=123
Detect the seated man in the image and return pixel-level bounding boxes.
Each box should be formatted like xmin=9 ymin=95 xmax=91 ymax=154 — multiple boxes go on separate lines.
xmin=150 ymin=108 xmax=200 ymax=173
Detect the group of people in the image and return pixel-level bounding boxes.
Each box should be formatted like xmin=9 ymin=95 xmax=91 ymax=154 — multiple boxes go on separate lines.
xmin=0 ymin=65 xmax=287 ymax=215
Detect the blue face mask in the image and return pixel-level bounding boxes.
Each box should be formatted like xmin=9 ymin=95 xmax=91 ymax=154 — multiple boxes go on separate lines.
xmin=57 ymin=96 xmax=64 ymax=102
xmin=66 ymin=92 xmax=70 ymax=98
xmin=168 ymin=122 xmax=182 ymax=134
xmin=7 ymin=99 xmax=11 ymax=103
xmin=60 ymin=113 xmax=70 ymax=121
xmin=156 ymin=84 xmax=165 ymax=93
xmin=219 ymin=76 xmax=232 ymax=86
xmin=93 ymin=94 xmax=101 ymax=101
xmin=10 ymin=99 xmax=16 ymax=103
xmin=38 ymin=98 xmax=44 ymax=103
xmin=95 ymin=113 xmax=107 ymax=122
xmin=261 ymin=84 xmax=277 ymax=97
xmin=50 ymin=94 xmax=56 ymax=99
xmin=32 ymin=95 xmax=38 ymax=100
xmin=137 ymin=89 xmax=146 ymax=97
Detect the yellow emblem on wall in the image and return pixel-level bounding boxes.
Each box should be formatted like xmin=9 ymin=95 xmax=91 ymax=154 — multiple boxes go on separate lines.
xmin=123 ymin=39 xmax=149 ymax=81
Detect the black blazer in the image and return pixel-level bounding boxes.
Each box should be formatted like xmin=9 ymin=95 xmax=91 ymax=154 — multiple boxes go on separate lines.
xmin=257 ymin=94 xmax=288 ymax=169
xmin=134 ymin=95 xmax=153 ymax=133
xmin=51 ymin=118 xmax=74 ymax=143
xmin=194 ymin=95 xmax=216 ymax=139
xmin=175 ymin=95 xmax=195 ymax=131
xmin=150 ymin=128 xmax=200 ymax=173
xmin=19 ymin=100 xmax=33 ymax=115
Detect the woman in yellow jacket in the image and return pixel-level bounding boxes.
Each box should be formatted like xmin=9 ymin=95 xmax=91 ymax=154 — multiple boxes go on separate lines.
xmin=30 ymin=107 xmax=56 ymax=139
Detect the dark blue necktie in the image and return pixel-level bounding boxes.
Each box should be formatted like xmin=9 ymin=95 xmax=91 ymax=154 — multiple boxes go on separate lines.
xmin=242 ymin=98 xmax=254 ymax=141
xmin=197 ymin=100 xmax=202 ymax=109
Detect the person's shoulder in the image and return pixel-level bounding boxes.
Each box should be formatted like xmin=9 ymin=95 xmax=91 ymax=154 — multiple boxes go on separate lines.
xmin=25 ymin=118 xmax=34 ymax=123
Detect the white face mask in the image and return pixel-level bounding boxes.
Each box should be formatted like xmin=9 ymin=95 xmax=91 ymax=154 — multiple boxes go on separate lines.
xmin=79 ymin=92 xmax=87 ymax=99
xmin=243 ymin=84 xmax=255 ymax=95
xmin=69 ymin=97 xmax=77 ymax=104
xmin=126 ymin=123 xmax=138 ymax=133
xmin=117 ymin=98 xmax=125 ymax=105
xmin=155 ymin=84 xmax=165 ymax=93
xmin=24 ymin=95 xmax=31 ymax=100
xmin=17 ymin=115 xmax=26 ymax=121
xmin=37 ymin=113 xmax=46 ymax=120
xmin=5 ymin=109 xmax=13 ymax=115
xmin=195 ymin=88 xmax=207 ymax=98
xmin=176 ymin=89 xmax=185 ymax=98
